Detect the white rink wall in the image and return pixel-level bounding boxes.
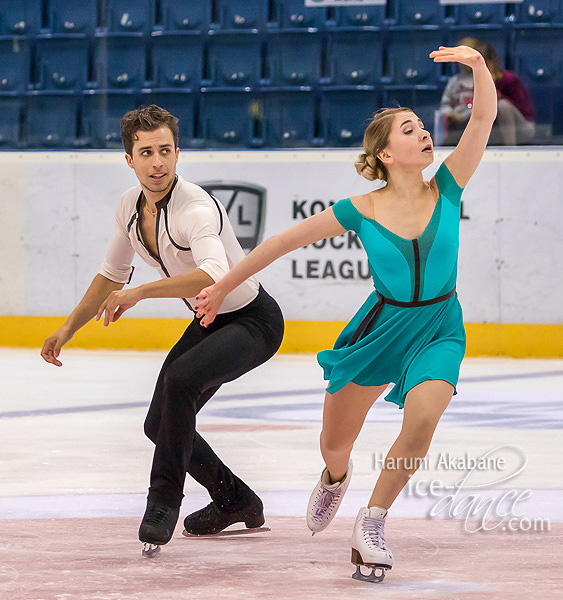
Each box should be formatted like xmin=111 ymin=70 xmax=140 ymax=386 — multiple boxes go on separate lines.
xmin=0 ymin=148 xmax=561 ymax=324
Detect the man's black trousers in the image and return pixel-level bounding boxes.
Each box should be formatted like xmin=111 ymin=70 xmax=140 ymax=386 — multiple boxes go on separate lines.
xmin=144 ymin=285 xmax=284 ymax=510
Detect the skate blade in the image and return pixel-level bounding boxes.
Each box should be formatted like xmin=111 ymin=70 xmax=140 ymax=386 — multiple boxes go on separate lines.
xmin=352 ymin=564 xmax=388 ymax=583
xmin=182 ymin=526 xmax=271 ymax=538
xmin=141 ymin=542 xmax=161 ymax=557
xmin=351 ymin=548 xmax=391 ymax=583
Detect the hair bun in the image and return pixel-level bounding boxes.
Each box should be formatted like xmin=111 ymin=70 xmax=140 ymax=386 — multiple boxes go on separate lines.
xmin=355 ymin=152 xmax=377 ymax=181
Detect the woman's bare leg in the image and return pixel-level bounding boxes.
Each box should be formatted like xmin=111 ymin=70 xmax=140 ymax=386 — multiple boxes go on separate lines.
xmin=320 ymin=382 xmax=389 ymax=482
xmin=368 ymin=379 xmax=454 ymax=509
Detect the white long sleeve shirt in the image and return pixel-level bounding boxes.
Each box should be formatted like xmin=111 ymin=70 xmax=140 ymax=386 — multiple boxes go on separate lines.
xmin=100 ymin=175 xmax=259 ymax=314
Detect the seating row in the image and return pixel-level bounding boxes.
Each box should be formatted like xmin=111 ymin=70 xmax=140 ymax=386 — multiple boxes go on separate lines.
xmin=1 ymin=26 xmax=562 ymax=92
xmin=1 ymin=84 xmax=562 ymax=150
xmin=1 ymin=0 xmax=563 ymax=37
xmin=0 ymin=87 xmax=431 ymax=149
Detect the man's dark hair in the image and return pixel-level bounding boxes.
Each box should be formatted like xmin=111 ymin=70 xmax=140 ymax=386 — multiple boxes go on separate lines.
xmin=121 ymin=104 xmax=179 ymax=155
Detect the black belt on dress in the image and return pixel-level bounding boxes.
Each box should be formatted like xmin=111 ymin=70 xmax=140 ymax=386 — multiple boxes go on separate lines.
xmin=348 ymin=287 xmax=456 ymax=346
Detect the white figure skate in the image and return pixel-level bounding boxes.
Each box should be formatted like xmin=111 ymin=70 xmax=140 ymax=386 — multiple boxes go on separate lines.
xmin=351 ymin=506 xmax=393 ymax=583
xmin=306 ymin=459 xmax=352 ymax=535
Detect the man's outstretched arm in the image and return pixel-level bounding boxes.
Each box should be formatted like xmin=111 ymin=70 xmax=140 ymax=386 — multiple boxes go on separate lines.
xmin=41 ymin=274 xmax=124 ymax=366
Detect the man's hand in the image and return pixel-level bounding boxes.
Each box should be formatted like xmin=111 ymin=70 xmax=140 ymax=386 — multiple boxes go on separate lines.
xmin=41 ymin=328 xmax=73 ymax=367
xmin=96 ymin=287 xmax=143 ymax=326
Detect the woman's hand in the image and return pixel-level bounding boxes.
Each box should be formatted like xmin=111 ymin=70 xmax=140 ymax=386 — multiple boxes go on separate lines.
xmin=96 ymin=287 xmax=143 ymax=326
xmin=430 ymin=45 xmax=485 ymax=70
xmin=194 ymin=283 xmax=227 ymax=327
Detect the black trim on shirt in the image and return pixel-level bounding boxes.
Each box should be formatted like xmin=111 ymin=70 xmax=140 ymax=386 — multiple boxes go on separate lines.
xmin=210 ymin=195 xmax=224 ymax=235
xmin=127 ymin=195 xmax=141 ymax=233
xmin=154 ymin=175 xmax=179 ymax=210
xmin=161 ymin=191 xmax=225 ymax=252
xmin=154 ymin=207 xmax=195 ymax=313
xmin=163 ymin=205 xmax=191 ymax=251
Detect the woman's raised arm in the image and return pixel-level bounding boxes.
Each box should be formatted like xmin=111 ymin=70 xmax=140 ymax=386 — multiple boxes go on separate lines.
xmin=430 ymin=45 xmax=498 ymax=188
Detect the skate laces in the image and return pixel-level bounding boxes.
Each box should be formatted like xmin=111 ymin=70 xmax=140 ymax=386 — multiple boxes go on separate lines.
xmin=362 ymin=516 xmax=388 ymax=550
xmin=312 ymin=488 xmax=340 ymax=520
xmin=144 ymin=504 xmax=171 ymax=526
xmin=195 ymin=502 xmax=217 ymax=520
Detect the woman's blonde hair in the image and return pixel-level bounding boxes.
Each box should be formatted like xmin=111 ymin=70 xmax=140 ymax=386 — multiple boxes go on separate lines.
xmin=355 ymin=107 xmax=414 ymax=182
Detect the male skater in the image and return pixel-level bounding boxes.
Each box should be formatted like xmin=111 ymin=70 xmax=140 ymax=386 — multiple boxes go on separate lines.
xmin=41 ymin=105 xmax=284 ymax=554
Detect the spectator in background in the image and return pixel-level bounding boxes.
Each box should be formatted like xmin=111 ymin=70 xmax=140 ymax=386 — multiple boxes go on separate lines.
xmin=439 ymin=39 xmax=536 ymax=146
xmin=480 ymin=42 xmax=536 ymax=146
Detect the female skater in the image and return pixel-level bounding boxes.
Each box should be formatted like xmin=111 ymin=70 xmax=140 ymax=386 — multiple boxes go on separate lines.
xmin=194 ymin=45 xmax=497 ymax=582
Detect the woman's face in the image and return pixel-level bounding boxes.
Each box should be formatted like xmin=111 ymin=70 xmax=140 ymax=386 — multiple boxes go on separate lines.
xmin=380 ymin=112 xmax=433 ymax=170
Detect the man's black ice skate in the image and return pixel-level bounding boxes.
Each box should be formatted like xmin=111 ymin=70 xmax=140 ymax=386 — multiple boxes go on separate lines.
xmin=139 ymin=501 xmax=180 ymax=556
xmin=182 ymin=493 xmax=268 ymax=536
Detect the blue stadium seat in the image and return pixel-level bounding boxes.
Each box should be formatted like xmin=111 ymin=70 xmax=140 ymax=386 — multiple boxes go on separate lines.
xmin=383 ymin=86 xmax=443 ymax=138
xmin=0 ymin=0 xmax=42 ymax=36
xmin=150 ymin=32 xmax=203 ymax=89
xmin=0 ymin=93 xmax=22 ymax=146
xmin=265 ymin=31 xmax=322 ymax=87
xmin=392 ymin=0 xmax=445 ymax=28
xmin=0 ymin=37 xmax=30 ymax=93
xmin=200 ymin=88 xmax=261 ymax=147
xmin=25 ymin=90 xmax=78 ymax=147
xmin=156 ymin=0 xmax=211 ymax=33
xmin=515 ymin=0 xmax=563 ymax=25
xmin=207 ymin=31 xmax=262 ymax=87
xmin=517 ymin=81 xmax=562 ymax=143
xmin=448 ymin=3 xmax=508 ymax=27
xmin=103 ymin=0 xmax=152 ymax=35
xmin=141 ymin=90 xmax=197 ymax=147
xmin=513 ymin=27 xmax=563 ymax=84
xmin=331 ymin=5 xmax=386 ymax=29
xmin=81 ymin=89 xmax=140 ymax=148
xmin=320 ymin=86 xmax=382 ymax=147
xmin=92 ymin=34 xmax=147 ymax=90
xmin=44 ymin=0 xmax=98 ymax=35
xmin=215 ymin=0 xmax=269 ymax=31
xmin=35 ymin=36 xmax=90 ymax=91
xmin=552 ymin=84 xmax=563 ymax=135
xmin=261 ymin=88 xmax=317 ymax=147
xmin=526 ymin=82 xmax=556 ymax=128
xmin=270 ymin=0 xmax=328 ymax=30
xmin=325 ymin=30 xmax=384 ymax=86
xmin=386 ymin=30 xmax=445 ymax=85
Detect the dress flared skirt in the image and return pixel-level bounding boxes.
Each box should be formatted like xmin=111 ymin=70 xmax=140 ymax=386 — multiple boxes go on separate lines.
xmin=317 ymin=290 xmax=466 ymax=408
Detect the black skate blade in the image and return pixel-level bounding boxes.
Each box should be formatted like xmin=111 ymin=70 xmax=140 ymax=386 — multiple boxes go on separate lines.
xmin=182 ymin=525 xmax=271 ymax=538
xmin=141 ymin=542 xmax=161 ymax=557
xmin=352 ymin=564 xmax=387 ymax=583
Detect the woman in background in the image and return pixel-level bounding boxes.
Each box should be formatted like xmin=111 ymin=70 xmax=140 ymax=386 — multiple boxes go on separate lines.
xmin=481 ymin=42 xmax=535 ymax=145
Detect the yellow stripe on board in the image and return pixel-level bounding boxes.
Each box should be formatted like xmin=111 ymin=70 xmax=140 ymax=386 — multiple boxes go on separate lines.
xmin=0 ymin=317 xmax=561 ymax=358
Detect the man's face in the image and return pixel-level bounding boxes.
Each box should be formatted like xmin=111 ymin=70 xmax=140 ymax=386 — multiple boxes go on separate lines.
xmin=125 ymin=127 xmax=179 ymax=197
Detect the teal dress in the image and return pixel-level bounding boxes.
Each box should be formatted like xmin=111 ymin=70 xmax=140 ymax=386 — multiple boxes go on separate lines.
xmin=317 ymin=162 xmax=466 ymax=409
